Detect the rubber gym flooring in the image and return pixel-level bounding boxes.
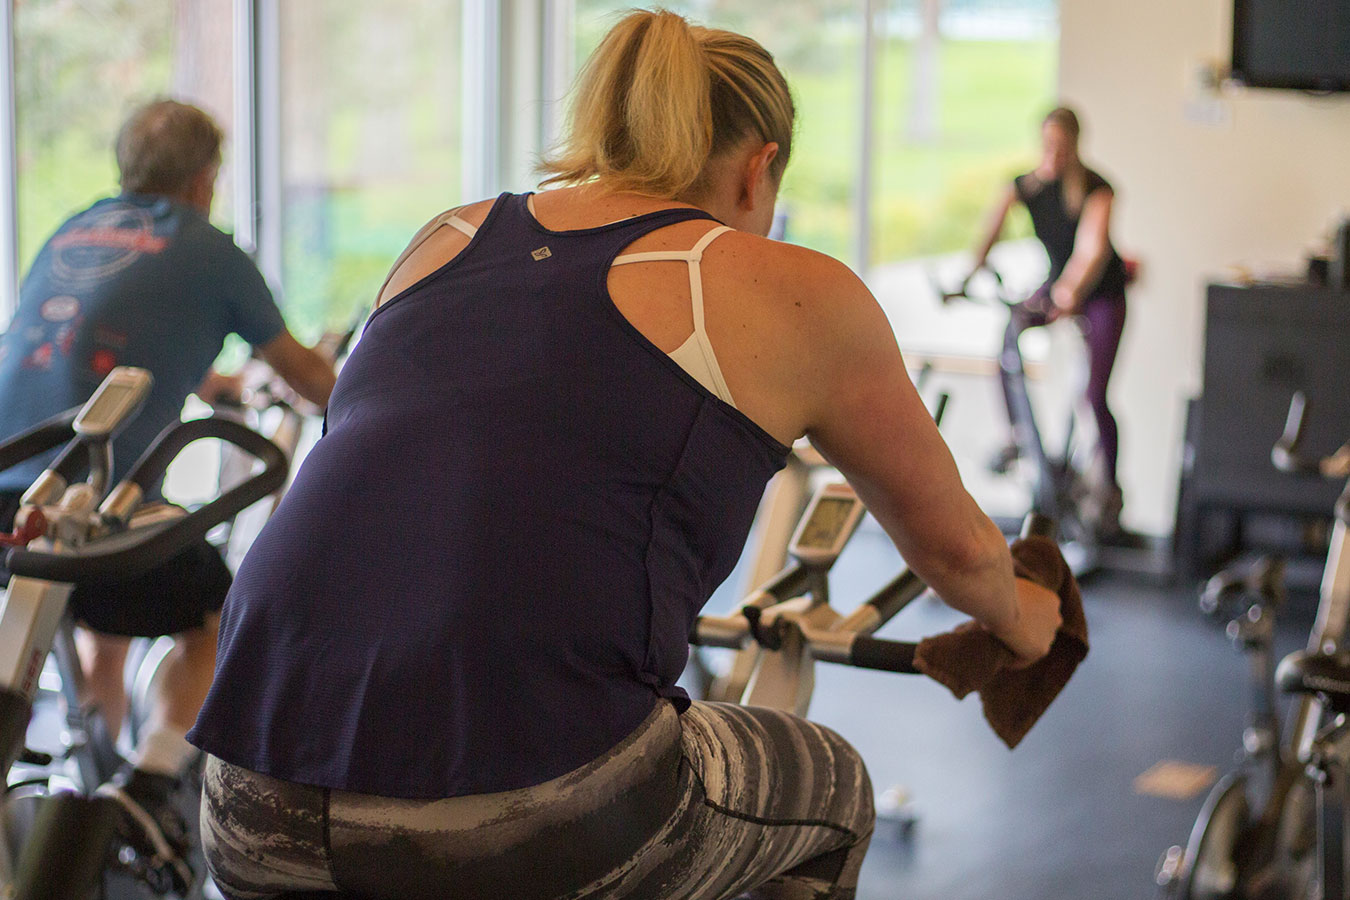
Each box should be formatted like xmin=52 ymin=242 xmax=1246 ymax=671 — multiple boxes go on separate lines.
xmin=695 ymin=519 xmax=1318 ymax=900
xmin=24 ymin=518 xmax=1316 ymax=900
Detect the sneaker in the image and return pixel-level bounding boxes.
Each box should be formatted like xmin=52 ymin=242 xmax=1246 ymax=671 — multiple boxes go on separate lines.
xmin=987 ymin=442 xmax=1021 ymax=476
xmin=98 ymin=767 xmax=193 ymax=894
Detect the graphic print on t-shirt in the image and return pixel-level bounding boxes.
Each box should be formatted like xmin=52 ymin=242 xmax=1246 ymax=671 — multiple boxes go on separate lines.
xmin=49 ymin=206 xmax=168 ymax=287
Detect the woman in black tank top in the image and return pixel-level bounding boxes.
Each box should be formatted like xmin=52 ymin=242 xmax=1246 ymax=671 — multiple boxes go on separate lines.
xmin=968 ymin=106 xmax=1128 ymax=533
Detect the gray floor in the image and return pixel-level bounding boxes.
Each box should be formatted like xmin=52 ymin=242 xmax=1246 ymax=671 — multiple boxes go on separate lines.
xmin=21 ymin=516 xmax=1318 ymax=900
xmin=702 ymin=522 xmax=1315 ymax=900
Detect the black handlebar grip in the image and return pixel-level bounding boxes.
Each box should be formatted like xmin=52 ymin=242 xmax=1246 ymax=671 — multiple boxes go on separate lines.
xmin=932 ymin=393 xmax=950 ymax=427
xmin=0 ymin=408 xmax=78 ymax=475
xmin=125 ymin=416 xmax=286 ymax=493
xmin=5 ymin=418 xmax=288 ymax=583
xmin=849 ymin=636 xmax=920 ymax=674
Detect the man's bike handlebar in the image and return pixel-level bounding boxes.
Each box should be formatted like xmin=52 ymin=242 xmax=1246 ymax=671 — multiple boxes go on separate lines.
xmin=4 ymin=417 xmax=288 ymax=583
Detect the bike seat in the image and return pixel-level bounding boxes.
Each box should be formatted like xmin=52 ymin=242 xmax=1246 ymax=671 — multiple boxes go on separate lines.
xmin=1276 ymin=649 xmax=1350 ymax=713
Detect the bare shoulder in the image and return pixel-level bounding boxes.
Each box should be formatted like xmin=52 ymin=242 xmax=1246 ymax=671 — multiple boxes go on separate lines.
xmin=708 ymin=231 xmax=869 ymax=309
xmin=377 ymin=196 xmax=499 ymax=307
xmin=454 ymin=197 xmax=499 ymax=228
xmin=703 ymin=231 xmax=890 ymax=387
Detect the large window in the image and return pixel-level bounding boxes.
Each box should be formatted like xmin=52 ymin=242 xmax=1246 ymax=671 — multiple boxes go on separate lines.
xmin=574 ymin=0 xmax=864 ymax=262
xmin=573 ymin=0 xmax=1056 ymax=272
xmin=14 ymin=0 xmax=236 ymax=276
xmin=872 ymin=0 xmax=1057 ymax=266
xmin=278 ymin=0 xmax=462 ymax=340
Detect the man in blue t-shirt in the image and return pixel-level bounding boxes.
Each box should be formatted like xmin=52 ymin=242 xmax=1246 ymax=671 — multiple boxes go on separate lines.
xmin=0 ymin=99 xmax=335 ymax=886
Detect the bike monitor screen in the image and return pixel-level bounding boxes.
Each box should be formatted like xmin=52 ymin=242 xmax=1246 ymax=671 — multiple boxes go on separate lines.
xmin=74 ymin=368 xmax=152 ymax=438
xmin=795 ymin=496 xmax=856 ymax=551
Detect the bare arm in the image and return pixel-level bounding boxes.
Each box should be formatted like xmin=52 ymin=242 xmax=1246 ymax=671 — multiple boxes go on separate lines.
xmin=1051 ymin=188 xmax=1113 ymax=313
xmin=256 ymin=330 xmax=337 ymax=408
xmin=969 ymin=184 xmax=1018 ymax=276
xmin=195 ymin=368 xmax=244 ymax=406
xmin=796 ymin=258 xmax=1060 ymax=662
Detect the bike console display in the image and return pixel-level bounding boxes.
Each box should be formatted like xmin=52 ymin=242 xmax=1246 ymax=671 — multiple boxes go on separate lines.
xmin=789 ymin=483 xmax=865 ymax=566
xmin=72 ymin=367 xmax=152 ymax=438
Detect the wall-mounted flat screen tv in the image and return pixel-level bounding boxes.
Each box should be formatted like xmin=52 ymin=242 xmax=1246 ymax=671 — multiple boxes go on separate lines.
xmin=1232 ymin=0 xmax=1350 ymax=91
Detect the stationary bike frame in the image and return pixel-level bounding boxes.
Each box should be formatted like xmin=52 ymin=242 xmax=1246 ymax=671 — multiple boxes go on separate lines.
xmin=692 ymin=477 xmax=1054 ymax=718
xmin=1161 ymin=393 xmax=1350 ymax=900
xmin=709 ymin=381 xmax=949 ymax=708
xmin=934 ymin=268 xmax=1099 ymax=572
xmin=0 ymin=369 xmax=288 ymax=900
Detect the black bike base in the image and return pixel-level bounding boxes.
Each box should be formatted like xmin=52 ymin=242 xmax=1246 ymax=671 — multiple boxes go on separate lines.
xmin=14 ymin=790 xmax=120 ymax=900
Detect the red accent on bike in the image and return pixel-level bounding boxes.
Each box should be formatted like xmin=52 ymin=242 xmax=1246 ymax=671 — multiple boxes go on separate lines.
xmin=0 ymin=507 xmax=48 ymax=547
xmin=1122 ymin=256 xmax=1141 ymax=286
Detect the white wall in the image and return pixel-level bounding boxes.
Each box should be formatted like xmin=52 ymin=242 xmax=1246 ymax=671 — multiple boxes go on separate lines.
xmin=1059 ymin=0 xmax=1350 ymax=535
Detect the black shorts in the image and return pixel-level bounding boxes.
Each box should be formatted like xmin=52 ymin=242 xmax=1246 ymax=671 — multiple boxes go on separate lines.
xmin=0 ymin=492 xmax=231 ymax=637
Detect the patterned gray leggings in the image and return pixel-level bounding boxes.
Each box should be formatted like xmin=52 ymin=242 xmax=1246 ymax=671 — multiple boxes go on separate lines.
xmin=201 ymin=701 xmax=874 ymax=900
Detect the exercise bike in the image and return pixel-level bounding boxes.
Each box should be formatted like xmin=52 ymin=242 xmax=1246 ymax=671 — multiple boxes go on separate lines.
xmin=126 ymin=325 xmax=361 ymax=750
xmin=692 ymin=478 xmax=1053 ymax=716
xmin=933 ymin=267 xmax=1106 ymax=576
xmin=1158 ymin=392 xmax=1350 ymax=900
xmin=0 ymin=367 xmax=288 ymax=900
xmin=700 ymin=379 xmax=949 ymax=707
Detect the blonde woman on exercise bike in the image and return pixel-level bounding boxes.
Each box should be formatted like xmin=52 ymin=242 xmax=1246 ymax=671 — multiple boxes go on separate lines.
xmin=189 ymin=11 xmax=1061 ymax=900
xmin=969 ymin=106 xmax=1131 ymax=536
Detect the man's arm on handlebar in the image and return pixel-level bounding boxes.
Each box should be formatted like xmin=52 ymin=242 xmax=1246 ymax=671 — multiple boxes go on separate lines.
xmin=796 ymin=258 xmax=1060 ymax=665
xmin=195 ymin=368 xmax=245 ymax=406
xmin=256 ymin=329 xmax=337 ymax=408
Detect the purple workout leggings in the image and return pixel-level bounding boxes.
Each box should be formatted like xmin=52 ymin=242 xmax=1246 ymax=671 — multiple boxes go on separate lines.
xmin=1002 ymin=292 xmax=1126 ymax=485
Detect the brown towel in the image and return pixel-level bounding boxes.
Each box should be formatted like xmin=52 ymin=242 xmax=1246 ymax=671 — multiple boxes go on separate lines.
xmin=912 ymin=535 xmax=1088 ymax=749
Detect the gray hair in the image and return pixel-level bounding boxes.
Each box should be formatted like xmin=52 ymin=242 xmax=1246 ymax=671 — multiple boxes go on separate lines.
xmin=115 ymin=99 xmax=223 ymax=196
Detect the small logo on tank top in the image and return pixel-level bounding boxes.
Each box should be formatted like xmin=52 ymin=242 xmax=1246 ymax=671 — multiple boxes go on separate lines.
xmin=531 ymin=246 xmax=553 ymax=261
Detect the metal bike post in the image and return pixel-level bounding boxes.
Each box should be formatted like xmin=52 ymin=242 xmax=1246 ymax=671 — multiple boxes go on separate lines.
xmin=1295 ymin=514 xmax=1350 ymax=761
xmin=1319 ymin=766 xmax=1348 ymax=900
xmin=1001 ymin=315 xmax=1056 ymax=517
xmin=50 ymin=618 xmax=122 ymax=790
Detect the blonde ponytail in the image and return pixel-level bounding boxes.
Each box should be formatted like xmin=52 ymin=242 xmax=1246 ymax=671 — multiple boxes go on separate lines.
xmin=1044 ymin=106 xmax=1087 ymax=216
xmin=540 ymin=9 xmax=794 ymax=199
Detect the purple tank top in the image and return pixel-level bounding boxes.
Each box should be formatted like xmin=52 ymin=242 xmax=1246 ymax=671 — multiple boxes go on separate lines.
xmin=188 ymin=194 xmax=789 ymax=799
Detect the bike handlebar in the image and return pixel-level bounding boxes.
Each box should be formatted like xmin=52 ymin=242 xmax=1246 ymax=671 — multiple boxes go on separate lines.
xmin=931 ymin=266 xmax=1012 ymax=308
xmin=688 ymin=615 xmax=922 ymax=675
xmin=0 ymin=409 xmax=79 ymax=476
xmin=690 ymin=510 xmax=1055 ymax=678
xmin=4 ymin=417 xmax=288 ymax=583
xmin=1272 ymin=392 xmax=1350 ymax=480
xmin=849 ymin=636 xmax=920 ymax=673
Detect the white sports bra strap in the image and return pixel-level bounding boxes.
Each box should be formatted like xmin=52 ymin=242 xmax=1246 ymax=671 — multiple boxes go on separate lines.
xmin=376 ymin=208 xmax=477 ymax=305
xmin=611 ymin=250 xmax=695 ymax=265
xmin=689 ymin=225 xmax=733 ymax=259
xmin=610 ymin=225 xmax=737 ymax=406
xmin=445 ymin=215 xmax=478 ymax=238
xmin=612 ymin=224 xmax=732 ymax=267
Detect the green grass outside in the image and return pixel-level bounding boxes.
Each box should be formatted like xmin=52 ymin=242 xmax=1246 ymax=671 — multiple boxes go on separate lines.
xmin=573 ymin=3 xmax=1055 ymax=262
xmin=781 ymin=36 xmax=1056 ymax=261
xmin=15 ymin=6 xmax=1055 ymax=339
